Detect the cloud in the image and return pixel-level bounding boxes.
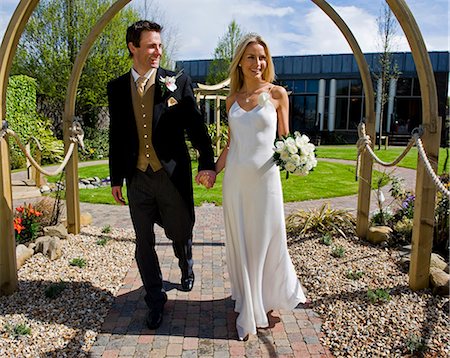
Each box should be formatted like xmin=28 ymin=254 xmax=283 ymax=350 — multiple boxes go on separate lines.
xmin=0 ymin=0 xmax=20 ymax=42
xmin=232 ymin=3 xmax=294 ymax=17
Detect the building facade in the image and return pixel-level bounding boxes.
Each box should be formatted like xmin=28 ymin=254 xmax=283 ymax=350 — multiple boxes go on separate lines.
xmin=176 ymin=51 xmax=449 ymax=145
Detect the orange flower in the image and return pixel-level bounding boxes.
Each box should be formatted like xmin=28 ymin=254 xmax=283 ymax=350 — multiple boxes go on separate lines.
xmin=15 ymin=206 xmax=24 ymax=213
xmin=13 ymin=217 xmax=25 ymax=234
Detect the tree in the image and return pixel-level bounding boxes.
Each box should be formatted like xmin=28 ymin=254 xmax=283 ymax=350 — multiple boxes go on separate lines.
xmin=11 ymin=0 xmax=178 ymax=134
xmin=374 ymin=1 xmax=400 ymax=150
xmin=206 ymin=20 xmax=245 ymax=85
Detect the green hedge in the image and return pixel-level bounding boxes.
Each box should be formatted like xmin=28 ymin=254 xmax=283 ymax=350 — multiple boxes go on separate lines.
xmin=6 ymin=75 xmax=62 ymax=169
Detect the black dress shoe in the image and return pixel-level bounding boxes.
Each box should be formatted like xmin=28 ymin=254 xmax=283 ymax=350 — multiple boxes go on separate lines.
xmin=146 ymin=306 xmax=164 ymax=330
xmin=181 ymin=273 xmax=194 ymax=291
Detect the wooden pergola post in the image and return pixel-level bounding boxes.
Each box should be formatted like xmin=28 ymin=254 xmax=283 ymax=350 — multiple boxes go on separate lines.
xmin=386 ymin=0 xmax=440 ymax=290
xmin=63 ymin=0 xmax=131 ymax=234
xmin=0 ymin=0 xmax=39 ymax=296
xmin=215 ymin=95 xmax=221 ymax=157
xmin=312 ymin=0 xmax=376 ymax=239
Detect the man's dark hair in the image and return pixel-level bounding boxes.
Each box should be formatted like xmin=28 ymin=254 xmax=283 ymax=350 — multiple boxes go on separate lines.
xmin=126 ymin=20 xmax=162 ymax=57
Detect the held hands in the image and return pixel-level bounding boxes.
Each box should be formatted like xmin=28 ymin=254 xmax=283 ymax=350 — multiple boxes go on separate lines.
xmin=195 ymin=170 xmax=216 ymax=189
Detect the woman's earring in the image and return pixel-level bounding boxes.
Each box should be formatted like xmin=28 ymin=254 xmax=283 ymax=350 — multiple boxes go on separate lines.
xmin=238 ymin=64 xmax=242 ymax=67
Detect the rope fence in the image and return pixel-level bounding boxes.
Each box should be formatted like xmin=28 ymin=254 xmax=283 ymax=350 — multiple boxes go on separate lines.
xmin=0 ymin=120 xmax=84 ymax=177
xmin=357 ymin=122 xmax=450 ymax=199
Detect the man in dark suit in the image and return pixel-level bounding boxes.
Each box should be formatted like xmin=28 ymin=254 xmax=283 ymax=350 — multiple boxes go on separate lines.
xmin=107 ymin=20 xmax=216 ymax=330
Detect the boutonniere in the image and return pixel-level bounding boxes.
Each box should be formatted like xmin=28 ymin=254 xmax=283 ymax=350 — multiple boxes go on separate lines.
xmin=159 ymin=69 xmax=184 ymax=96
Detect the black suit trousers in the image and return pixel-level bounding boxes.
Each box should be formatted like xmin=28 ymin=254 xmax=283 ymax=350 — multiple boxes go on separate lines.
xmin=127 ymin=167 xmax=194 ymax=308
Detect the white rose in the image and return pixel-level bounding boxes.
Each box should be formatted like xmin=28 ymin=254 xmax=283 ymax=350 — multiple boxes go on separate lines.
xmin=280 ymin=150 xmax=290 ymax=161
xmin=295 ymin=134 xmax=310 ymax=148
xmin=290 ymin=154 xmax=301 ymax=165
xmin=285 ymin=161 xmax=297 ymax=173
xmin=258 ymin=92 xmax=271 ymax=107
xmin=285 ymin=137 xmax=298 ymax=154
xmin=274 ymin=140 xmax=285 ymax=153
xmin=301 ymin=143 xmax=315 ymax=155
xmin=160 ymin=75 xmax=177 ymax=92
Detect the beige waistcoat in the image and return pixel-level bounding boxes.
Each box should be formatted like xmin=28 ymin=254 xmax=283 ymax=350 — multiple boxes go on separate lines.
xmin=130 ymin=71 xmax=162 ymax=172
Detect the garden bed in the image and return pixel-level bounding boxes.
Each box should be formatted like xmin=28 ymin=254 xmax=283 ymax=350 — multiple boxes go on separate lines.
xmin=289 ymin=233 xmax=449 ymax=357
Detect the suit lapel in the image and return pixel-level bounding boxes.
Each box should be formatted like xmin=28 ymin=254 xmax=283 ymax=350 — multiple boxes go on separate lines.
xmin=122 ymin=72 xmax=135 ymax=126
xmin=153 ymin=67 xmax=166 ymax=130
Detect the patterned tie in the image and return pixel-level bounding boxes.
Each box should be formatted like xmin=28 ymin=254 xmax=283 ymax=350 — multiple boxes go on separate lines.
xmin=136 ymin=76 xmax=147 ymax=97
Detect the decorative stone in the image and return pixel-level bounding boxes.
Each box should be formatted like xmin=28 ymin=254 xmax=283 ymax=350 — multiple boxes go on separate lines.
xmin=430 ymin=253 xmax=449 ymax=272
xmin=35 ymin=236 xmax=62 ymax=260
xmin=80 ymin=212 xmax=93 ymax=226
xmin=367 ymin=226 xmax=392 ymax=244
xmin=429 ymin=267 xmax=450 ymax=297
xmin=16 ymin=244 xmax=34 ymax=268
xmin=43 ymin=223 xmax=68 ymax=239
xmin=40 ymin=185 xmax=51 ymax=193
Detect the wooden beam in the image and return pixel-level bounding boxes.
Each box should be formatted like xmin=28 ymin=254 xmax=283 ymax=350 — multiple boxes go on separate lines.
xmin=311 ymin=0 xmax=376 ymax=238
xmin=386 ymin=0 xmax=440 ymax=290
xmin=63 ymin=0 xmax=131 ymax=234
xmin=0 ymin=0 xmax=40 ymax=296
xmin=215 ymin=96 xmax=221 ymax=157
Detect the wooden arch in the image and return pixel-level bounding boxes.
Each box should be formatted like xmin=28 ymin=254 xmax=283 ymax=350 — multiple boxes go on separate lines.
xmin=0 ymin=0 xmax=439 ymax=295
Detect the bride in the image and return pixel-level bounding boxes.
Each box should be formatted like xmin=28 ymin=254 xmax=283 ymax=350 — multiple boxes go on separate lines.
xmin=214 ymin=33 xmax=307 ymax=340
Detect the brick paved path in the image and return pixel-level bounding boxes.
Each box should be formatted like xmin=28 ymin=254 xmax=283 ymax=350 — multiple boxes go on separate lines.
xmin=88 ymin=204 xmax=332 ymax=358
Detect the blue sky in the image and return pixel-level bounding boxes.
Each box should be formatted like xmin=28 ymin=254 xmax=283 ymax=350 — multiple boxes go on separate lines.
xmin=1 ymin=0 xmax=448 ymax=60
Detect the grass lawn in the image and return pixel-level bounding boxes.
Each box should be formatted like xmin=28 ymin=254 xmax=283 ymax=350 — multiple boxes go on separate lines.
xmin=316 ymin=145 xmax=449 ymax=173
xmin=47 ymin=162 xmax=385 ymax=206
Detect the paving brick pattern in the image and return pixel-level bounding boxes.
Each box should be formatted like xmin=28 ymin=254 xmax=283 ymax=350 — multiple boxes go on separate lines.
xmin=88 ymin=204 xmax=333 ymax=358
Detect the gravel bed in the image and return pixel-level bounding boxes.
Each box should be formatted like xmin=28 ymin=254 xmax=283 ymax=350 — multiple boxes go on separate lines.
xmin=0 ymin=226 xmax=135 ymax=357
xmin=289 ymin=234 xmax=449 ymax=357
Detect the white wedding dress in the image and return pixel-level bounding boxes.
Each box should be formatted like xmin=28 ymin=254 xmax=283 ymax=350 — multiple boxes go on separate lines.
xmin=222 ymin=98 xmax=306 ymax=340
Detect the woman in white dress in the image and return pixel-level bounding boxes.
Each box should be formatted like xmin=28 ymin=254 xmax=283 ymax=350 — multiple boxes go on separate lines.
xmin=214 ymin=33 xmax=306 ymax=340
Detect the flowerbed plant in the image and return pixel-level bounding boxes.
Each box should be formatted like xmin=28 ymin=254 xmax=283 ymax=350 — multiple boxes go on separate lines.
xmin=13 ymin=203 xmax=42 ymax=244
xmin=370 ymin=174 xmax=449 ymax=259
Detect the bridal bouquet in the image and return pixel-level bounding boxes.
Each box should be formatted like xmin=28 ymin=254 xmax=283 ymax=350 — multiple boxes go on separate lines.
xmin=273 ymin=132 xmax=317 ymax=177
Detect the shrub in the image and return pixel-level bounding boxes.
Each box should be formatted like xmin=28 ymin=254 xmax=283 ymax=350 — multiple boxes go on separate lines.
xmin=367 ymin=288 xmax=391 ymax=304
xmin=96 ymin=236 xmax=110 ymax=246
xmin=208 ymin=122 xmax=228 ymax=155
xmin=331 ymin=245 xmax=345 ymax=258
xmin=4 ymin=323 xmax=31 ymax=337
xmin=34 ymin=115 xmax=64 ymax=165
xmin=320 ymin=233 xmax=333 ymax=246
xmin=6 ymin=75 xmax=39 ymax=169
xmin=286 ymin=203 xmax=356 ymax=239
xmin=101 ymin=225 xmax=111 ymax=234
xmin=31 ymin=197 xmax=60 ymax=227
xmin=45 ymin=281 xmax=67 ymax=299
xmin=13 ymin=203 xmax=42 ymax=244
xmin=346 ymin=269 xmax=364 ymax=280
xmin=405 ymin=334 xmax=427 ymax=355
xmin=434 ymin=174 xmax=449 ymax=257
xmin=78 ymin=127 xmax=109 ymax=161
xmin=69 ymin=258 xmax=87 ymax=268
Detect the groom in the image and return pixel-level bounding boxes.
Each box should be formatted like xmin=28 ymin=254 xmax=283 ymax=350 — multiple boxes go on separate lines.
xmin=107 ymin=20 xmax=216 ymax=329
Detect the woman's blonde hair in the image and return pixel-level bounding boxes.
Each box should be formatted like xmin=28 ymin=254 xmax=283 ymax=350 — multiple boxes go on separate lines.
xmin=229 ymin=33 xmax=275 ymax=94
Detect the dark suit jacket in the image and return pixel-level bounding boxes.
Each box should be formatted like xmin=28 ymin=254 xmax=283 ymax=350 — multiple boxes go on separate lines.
xmin=107 ymin=67 xmax=215 ymax=220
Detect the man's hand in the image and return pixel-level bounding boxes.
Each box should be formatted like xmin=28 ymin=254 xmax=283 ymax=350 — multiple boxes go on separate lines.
xmin=195 ymin=170 xmax=216 ymax=189
xmin=112 ymin=185 xmax=126 ymax=205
